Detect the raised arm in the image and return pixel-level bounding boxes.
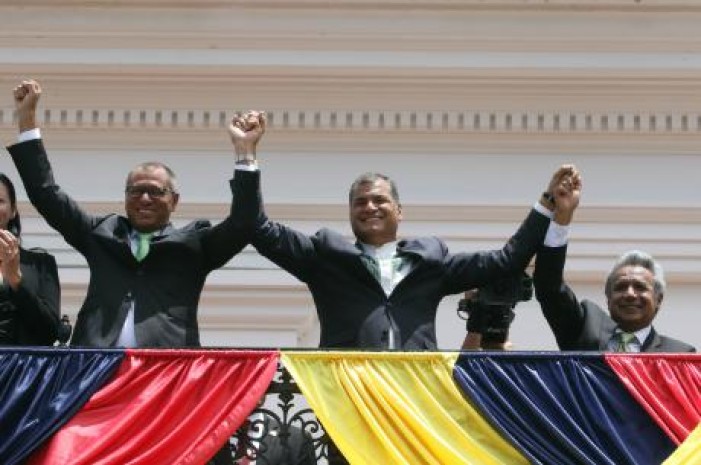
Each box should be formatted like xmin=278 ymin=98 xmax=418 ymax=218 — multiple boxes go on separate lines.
xmin=7 ymin=80 xmax=95 ymax=251
xmin=533 ymin=169 xmax=586 ymax=348
xmin=444 ymin=165 xmax=579 ymax=293
xmin=226 ymin=112 xmax=320 ymax=281
xmin=200 ymin=110 xmax=268 ymax=269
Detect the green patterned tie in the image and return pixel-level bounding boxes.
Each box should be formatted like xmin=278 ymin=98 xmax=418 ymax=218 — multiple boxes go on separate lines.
xmin=616 ymin=332 xmax=636 ymax=352
xmin=134 ymin=232 xmax=153 ymax=262
xmin=360 ymin=255 xmax=381 ymax=282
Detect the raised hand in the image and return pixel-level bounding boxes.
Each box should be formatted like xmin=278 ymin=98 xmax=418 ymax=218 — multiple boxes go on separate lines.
xmin=13 ymin=79 xmax=42 ymax=132
xmin=540 ymin=165 xmax=576 ymax=205
xmin=228 ymin=110 xmax=266 ymax=161
xmin=553 ymin=168 xmax=582 ymax=226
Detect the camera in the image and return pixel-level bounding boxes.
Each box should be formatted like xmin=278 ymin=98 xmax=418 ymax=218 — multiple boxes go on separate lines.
xmin=472 ymin=272 xmax=533 ymax=307
xmin=457 ymin=272 xmax=533 ymax=344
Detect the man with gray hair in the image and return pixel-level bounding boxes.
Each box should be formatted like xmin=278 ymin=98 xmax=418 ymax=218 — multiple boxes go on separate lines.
xmin=533 ymin=176 xmax=694 ymax=352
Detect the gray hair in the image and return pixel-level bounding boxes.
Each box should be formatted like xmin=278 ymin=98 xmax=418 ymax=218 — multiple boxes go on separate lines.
xmin=604 ymin=250 xmax=666 ymax=299
xmin=126 ymin=161 xmax=178 ymax=193
xmin=348 ymin=172 xmax=400 ymax=205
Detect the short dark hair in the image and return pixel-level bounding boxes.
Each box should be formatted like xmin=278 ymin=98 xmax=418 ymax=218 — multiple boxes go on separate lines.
xmin=348 ymin=172 xmax=400 ymax=205
xmin=126 ymin=162 xmax=178 ymax=193
xmin=0 ymin=173 xmax=21 ymax=237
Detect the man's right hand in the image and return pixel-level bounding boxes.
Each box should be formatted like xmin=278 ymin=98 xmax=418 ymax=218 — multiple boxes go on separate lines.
xmin=13 ymin=79 xmax=41 ymax=133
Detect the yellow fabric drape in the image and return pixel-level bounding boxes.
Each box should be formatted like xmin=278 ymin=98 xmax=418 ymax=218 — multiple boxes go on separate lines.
xmin=664 ymin=422 xmax=701 ymax=465
xmin=281 ymin=351 xmax=528 ymax=465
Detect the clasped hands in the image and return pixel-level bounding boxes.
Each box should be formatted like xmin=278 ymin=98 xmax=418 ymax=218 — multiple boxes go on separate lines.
xmin=229 ymin=110 xmax=267 ymax=163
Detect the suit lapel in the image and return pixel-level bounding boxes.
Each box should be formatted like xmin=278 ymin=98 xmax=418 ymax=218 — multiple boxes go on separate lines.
xmin=641 ymin=328 xmax=661 ymax=352
xmin=396 ymin=239 xmax=430 ymax=260
xmin=152 ymin=223 xmax=176 ymax=241
xmin=93 ymin=216 xmax=135 ymax=262
xmin=96 ymin=217 xmax=177 ymax=263
xmin=599 ymin=316 xmax=617 ymax=351
xmin=351 ymin=242 xmax=386 ymax=290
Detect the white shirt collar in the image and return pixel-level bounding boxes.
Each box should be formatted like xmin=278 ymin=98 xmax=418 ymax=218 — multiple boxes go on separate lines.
xmin=358 ymin=240 xmax=399 ymax=259
xmin=616 ymin=325 xmax=652 ymax=346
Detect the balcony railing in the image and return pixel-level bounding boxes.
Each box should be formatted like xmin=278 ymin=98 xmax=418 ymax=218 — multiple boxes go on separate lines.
xmin=2 ymin=348 xmax=699 ymax=465
xmin=228 ymin=361 xmax=332 ymax=464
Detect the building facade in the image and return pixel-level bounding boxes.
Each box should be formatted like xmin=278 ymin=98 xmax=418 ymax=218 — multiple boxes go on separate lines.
xmin=1 ymin=0 xmax=700 ymax=350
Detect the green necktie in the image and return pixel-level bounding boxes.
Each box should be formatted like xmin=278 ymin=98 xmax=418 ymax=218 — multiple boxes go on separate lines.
xmin=134 ymin=232 xmax=153 ymax=262
xmin=616 ymin=332 xmax=636 ymax=352
xmin=360 ymin=255 xmax=381 ymax=282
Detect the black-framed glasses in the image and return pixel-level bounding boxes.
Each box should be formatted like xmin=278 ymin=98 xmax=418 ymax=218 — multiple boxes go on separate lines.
xmin=125 ymin=185 xmax=174 ymax=199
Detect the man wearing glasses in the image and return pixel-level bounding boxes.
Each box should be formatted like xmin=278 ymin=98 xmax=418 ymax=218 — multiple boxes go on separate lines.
xmin=6 ymin=80 xmax=263 ymax=348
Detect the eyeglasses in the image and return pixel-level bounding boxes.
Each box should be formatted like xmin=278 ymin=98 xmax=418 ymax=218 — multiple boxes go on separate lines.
xmin=125 ymin=185 xmax=174 ymax=199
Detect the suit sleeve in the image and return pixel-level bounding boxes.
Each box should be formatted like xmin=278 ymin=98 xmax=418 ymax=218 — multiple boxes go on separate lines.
xmin=198 ymin=169 xmax=261 ymax=270
xmin=7 ymin=139 xmax=95 ymax=252
xmin=235 ymin=170 xmax=318 ymax=282
xmin=442 ymin=208 xmax=550 ymax=293
xmin=534 ymin=244 xmax=588 ymax=349
xmin=13 ymin=251 xmax=60 ymax=345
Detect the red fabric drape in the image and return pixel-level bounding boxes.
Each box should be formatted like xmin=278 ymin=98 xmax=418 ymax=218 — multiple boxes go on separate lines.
xmin=27 ymin=349 xmax=279 ymax=465
xmin=605 ymin=354 xmax=701 ymax=444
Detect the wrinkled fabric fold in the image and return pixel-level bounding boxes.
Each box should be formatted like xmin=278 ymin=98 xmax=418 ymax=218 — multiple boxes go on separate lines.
xmin=4 ymin=349 xmax=701 ymax=465
xmin=664 ymin=421 xmax=701 ymax=465
xmin=0 ymin=347 xmax=124 ymax=465
xmin=453 ymin=352 xmax=675 ymax=465
xmin=605 ymin=354 xmax=701 ymax=444
xmin=282 ymin=351 xmax=528 ymax=465
xmin=27 ymin=349 xmax=279 ymax=465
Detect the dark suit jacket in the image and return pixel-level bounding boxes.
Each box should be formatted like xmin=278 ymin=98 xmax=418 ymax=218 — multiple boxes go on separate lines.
xmin=8 ymin=139 xmax=250 ymax=347
xmin=534 ymin=245 xmax=695 ymax=352
xmin=237 ymin=169 xmax=550 ymax=349
xmin=0 ymin=247 xmax=60 ymax=345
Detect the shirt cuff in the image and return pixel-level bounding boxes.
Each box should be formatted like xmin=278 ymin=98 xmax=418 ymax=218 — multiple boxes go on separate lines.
xmin=234 ymin=162 xmax=259 ymax=172
xmin=533 ymin=201 xmax=554 ymax=219
xmin=18 ymin=128 xmax=41 ymax=143
xmin=544 ymin=221 xmax=569 ymax=247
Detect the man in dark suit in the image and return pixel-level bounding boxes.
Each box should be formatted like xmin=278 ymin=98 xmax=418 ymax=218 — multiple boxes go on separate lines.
xmin=534 ymin=174 xmax=695 ymax=352
xmin=7 ymin=80 xmax=262 ymax=347
xmin=230 ymin=112 xmax=580 ymax=350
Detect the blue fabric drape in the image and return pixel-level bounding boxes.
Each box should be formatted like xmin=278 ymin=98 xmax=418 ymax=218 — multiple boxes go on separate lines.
xmin=0 ymin=347 xmax=124 ymax=465
xmin=454 ymin=352 xmax=676 ymax=465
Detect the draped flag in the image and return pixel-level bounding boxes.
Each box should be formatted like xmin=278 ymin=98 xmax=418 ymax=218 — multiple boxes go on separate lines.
xmin=605 ymin=354 xmax=701 ymax=444
xmin=454 ymin=352 xmax=675 ymax=465
xmin=2 ymin=349 xmax=701 ymax=465
xmin=1 ymin=348 xmax=279 ymax=465
xmin=665 ymin=422 xmax=701 ymax=465
xmin=282 ymin=351 xmax=527 ymax=465
xmin=283 ymin=351 xmax=701 ymax=465
xmin=0 ymin=348 xmax=124 ymax=465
